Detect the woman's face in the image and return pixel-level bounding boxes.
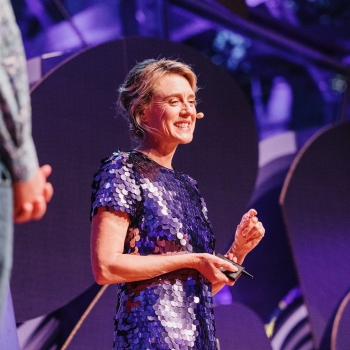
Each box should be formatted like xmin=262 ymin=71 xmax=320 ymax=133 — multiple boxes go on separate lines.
xmin=141 ymin=74 xmax=197 ymax=148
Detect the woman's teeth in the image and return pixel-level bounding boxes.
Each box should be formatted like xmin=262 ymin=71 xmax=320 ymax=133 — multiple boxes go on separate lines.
xmin=175 ymin=123 xmax=189 ymax=129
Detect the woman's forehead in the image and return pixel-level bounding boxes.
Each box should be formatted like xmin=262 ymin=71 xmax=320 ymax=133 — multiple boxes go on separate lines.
xmin=153 ymin=74 xmax=195 ymax=96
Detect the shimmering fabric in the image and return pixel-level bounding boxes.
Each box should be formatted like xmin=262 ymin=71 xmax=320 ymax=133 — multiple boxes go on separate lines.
xmin=91 ymin=151 xmax=217 ymax=349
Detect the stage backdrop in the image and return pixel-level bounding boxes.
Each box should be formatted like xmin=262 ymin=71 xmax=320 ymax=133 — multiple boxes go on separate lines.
xmin=280 ymin=122 xmax=350 ymax=349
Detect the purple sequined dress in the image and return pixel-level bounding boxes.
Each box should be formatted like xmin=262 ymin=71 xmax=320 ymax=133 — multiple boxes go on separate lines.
xmin=91 ymin=151 xmax=217 ymax=349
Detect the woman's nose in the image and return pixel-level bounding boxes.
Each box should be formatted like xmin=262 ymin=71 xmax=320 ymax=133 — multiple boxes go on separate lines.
xmin=180 ymin=102 xmax=192 ymax=114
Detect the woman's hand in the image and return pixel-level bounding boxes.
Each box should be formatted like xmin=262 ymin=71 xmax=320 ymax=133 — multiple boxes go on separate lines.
xmin=225 ymin=209 xmax=265 ymax=264
xmin=192 ymin=253 xmax=237 ymax=287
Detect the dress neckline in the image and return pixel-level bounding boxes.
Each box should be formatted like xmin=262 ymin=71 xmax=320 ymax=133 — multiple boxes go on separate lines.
xmin=130 ymin=150 xmax=177 ymax=172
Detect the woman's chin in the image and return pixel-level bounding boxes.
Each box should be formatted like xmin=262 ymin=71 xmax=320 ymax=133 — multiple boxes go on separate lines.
xmin=158 ymin=133 xmax=194 ymax=147
xmin=178 ymin=136 xmax=194 ymax=145
xmin=176 ymin=131 xmax=194 ymax=143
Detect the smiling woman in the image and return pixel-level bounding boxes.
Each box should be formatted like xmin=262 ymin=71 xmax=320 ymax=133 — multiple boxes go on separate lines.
xmin=90 ymin=58 xmax=265 ymax=349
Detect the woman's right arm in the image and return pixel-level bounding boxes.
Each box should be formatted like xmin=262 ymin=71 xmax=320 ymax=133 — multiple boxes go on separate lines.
xmin=91 ymin=207 xmax=237 ymax=286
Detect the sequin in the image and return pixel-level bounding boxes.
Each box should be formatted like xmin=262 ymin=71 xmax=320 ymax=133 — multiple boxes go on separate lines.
xmin=91 ymin=151 xmax=216 ymax=349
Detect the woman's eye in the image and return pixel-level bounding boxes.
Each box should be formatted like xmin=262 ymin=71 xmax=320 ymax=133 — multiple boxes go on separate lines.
xmin=189 ymin=100 xmax=196 ymax=105
xmin=169 ymin=99 xmax=179 ymax=105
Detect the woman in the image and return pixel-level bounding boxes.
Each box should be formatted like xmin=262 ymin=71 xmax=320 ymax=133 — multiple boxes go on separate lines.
xmin=91 ymin=59 xmax=264 ymax=349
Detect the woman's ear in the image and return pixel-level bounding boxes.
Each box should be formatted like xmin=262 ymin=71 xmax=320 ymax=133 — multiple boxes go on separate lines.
xmin=139 ymin=108 xmax=148 ymax=123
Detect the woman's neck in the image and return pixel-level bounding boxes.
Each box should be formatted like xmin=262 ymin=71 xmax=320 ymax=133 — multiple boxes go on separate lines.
xmin=135 ymin=140 xmax=177 ymax=170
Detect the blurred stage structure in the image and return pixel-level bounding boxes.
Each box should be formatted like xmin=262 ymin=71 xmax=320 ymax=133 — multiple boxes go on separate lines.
xmin=6 ymin=0 xmax=350 ymax=349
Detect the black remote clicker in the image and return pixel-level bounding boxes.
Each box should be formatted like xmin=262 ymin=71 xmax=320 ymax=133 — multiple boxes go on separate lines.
xmin=216 ymin=253 xmax=254 ymax=281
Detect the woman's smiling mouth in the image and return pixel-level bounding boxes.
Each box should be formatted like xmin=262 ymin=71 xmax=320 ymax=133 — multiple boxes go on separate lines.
xmin=174 ymin=122 xmax=190 ymax=129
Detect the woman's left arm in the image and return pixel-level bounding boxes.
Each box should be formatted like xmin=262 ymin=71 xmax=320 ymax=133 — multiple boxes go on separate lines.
xmin=212 ymin=209 xmax=265 ymax=295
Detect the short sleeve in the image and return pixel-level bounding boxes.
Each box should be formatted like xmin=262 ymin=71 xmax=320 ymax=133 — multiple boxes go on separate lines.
xmin=90 ymin=152 xmax=142 ymax=219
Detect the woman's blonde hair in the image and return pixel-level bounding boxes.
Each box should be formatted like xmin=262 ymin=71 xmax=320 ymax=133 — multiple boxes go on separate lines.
xmin=118 ymin=58 xmax=197 ymax=143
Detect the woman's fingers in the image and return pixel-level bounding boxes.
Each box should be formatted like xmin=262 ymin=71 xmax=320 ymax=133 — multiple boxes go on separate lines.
xmin=247 ymin=208 xmax=257 ymax=217
xmin=225 ymin=252 xmax=234 ymax=260
xmin=224 ymin=252 xmax=238 ymax=263
xmin=216 ymin=271 xmax=234 ymax=285
xmin=237 ymin=209 xmax=258 ymax=232
xmin=198 ymin=254 xmax=237 ymax=286
xmin=227 ymin=279 xmax=235 ymax=287
xmin=240 ymin=213 xmax=264 ymax=238
xmin=242 ymin=216 xmax=259 ymax=236
xmin=213 ymin=257 xmax=237 ymax=284
xmin=213 ymin=256 xmax=237 ymax=272
xmin=244 ymin=221 xmax=265 ymax=240
xmin=217 ymin=260 xmax=236 ymax=286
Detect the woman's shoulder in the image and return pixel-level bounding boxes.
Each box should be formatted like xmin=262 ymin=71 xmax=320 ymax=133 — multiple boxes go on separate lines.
xmin=96 ymin=150 xmax=138 ymax=172
xmin=91 ymin=150 xmax=142 ymax=217
xmin=180 ymin=172 xmax=198 ymax=187
xmin=92 ymin=150 xmax=136 ymax=182
xmin=99 ymin=150 xmax=131 ymax=166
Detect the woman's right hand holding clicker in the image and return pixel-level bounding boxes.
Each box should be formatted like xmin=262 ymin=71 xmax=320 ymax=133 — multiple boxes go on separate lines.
xmin=192 ymin=253 xmax=237 ymax=287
